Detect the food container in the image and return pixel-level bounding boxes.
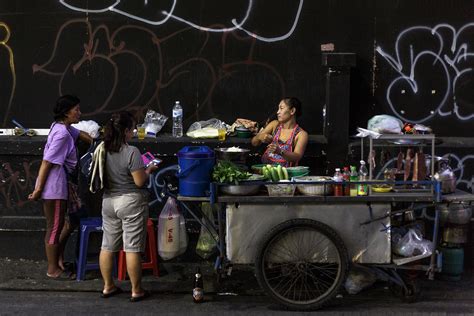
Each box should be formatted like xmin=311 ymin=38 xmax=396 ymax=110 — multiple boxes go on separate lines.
xmin=219 ymin=174 xmax=264 ymax=196
xmin=220 ymin=184 xmax=261 ymax=195
xmin=266 ymin=180 xmax=296 ymax=196
xmin=286 ymin=166 xmax=310 ymax=178
xmin=442 ymin=225 xmax=468 ymax=244
xmin=215 ymin=147 xmax=250 ymax=165
xmin=296 ymin=176 xmax=333 ymax=196
xmin=235 ymin=126 xmax=253 ymax=138
xmin=438 ymin=203 xmax=472 ymax=226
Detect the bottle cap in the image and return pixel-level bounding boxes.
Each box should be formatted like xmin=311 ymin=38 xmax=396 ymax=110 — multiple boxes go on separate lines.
xmin=360 ymin=160 xmax=365 ymax=164
xmin=335 ymin=168 xmax=340 ymax=171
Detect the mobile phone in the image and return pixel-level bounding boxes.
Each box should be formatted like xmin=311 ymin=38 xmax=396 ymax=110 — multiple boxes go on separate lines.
xmin=141 ymin=152 xmax=155 ymax=166
xmin=147 ymin=158 xmax=162 ymax=167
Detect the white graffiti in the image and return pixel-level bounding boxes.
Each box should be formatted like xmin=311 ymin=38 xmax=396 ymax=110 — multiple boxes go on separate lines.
xmin=58 ymin=0 xmax=303 ymax=42
xmin=376 ymin=23 xmax=474 ymax=123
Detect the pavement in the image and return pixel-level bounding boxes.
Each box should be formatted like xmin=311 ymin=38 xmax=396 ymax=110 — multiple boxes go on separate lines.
xmin=0 ymin=257 xmax=261 ymax=295
xmin=1 ymin=257 xmax=474 ymax=313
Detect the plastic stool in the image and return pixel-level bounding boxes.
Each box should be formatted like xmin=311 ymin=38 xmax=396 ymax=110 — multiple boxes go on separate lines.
xmin=76 ymin=217 xmax=110 ymax=281
xmin=118 ymin=218 xmax=159 ymax=280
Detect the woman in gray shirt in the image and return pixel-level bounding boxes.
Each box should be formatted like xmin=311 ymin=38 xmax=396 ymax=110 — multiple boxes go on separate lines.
xmin=99 ymin=111 xmax=158 ymax=302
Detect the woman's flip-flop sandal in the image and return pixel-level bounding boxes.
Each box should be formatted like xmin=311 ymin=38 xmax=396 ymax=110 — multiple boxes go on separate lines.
xmin=46 ymin=271 xmax=74 ymax=281
xmin=101 ymin=287 xmax=124 ymax=298
xmin=129 ymin=290 xmax=151 ymax=302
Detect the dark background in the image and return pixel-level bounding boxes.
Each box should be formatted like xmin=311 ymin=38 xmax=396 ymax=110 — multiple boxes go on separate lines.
xmin=0 ymin=0 xmax=471 ymax=136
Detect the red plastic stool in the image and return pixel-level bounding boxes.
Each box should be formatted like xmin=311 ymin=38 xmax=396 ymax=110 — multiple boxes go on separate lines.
xmin=118 ymin=218 xmax=159 ymax=280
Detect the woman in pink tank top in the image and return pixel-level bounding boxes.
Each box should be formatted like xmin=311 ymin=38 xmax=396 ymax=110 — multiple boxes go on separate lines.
xmin=251 ymin=97 xmax=308 ymax=167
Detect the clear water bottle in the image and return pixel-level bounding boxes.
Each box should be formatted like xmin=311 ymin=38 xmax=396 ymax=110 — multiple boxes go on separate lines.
xmin=357 ymin=160 xmax=368 ymax=196
xmin=172 ymin=101 xmax=183 ymax=137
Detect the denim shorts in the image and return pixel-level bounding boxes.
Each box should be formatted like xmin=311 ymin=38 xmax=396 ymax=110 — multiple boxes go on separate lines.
xmin=101 ymin=192 xmax=148 ymax=253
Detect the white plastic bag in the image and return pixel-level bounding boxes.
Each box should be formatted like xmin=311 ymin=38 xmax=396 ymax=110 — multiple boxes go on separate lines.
xmin=157 ymin=197 xmax=187 ymax=260
xmin=344 ymin=266 xmax=377 ymax=295
xmin=72 ymin=120 xmax=101 ymax=138
xmin=367 ymin=115 xmax=403 ymax=134
xmin=392 ymin=228 xmax=433 ymax=257
xmin=144 ymin=109 xmax=168 ymax=137
xmin=186 ymin=118 xmax=228 ymax=138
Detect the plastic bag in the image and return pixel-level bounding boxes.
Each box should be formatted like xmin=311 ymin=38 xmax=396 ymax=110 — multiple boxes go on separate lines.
xmin=196 ymin=202 xmax=218 ymax=259
xmin=344 ymin=265 xmax=377 ymax=295
xmin=392 ymin=228 xmax=433 ymax=257
xmin=72 ymin=120 xmax=101 ymax=138
xmin=144 ymin=109 xmax=168 ymax=137
xmin=157 ymin=197 xmax=187 ymax=260
xmin=186 ymin=118 xmax=228 ymax=138
xmin=367 ymin=115 xmax=403 ymax=134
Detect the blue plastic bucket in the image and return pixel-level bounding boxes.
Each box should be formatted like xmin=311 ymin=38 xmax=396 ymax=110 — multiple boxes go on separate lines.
xmin=177 ymin=146 xmax=215 ymax=197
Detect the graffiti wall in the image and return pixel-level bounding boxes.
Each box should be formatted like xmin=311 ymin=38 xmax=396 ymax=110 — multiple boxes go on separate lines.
xmin=0 ymin=0 xmax=473 ymax=216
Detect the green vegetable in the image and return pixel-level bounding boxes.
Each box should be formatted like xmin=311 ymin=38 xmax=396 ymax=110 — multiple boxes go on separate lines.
xmin=212 ymin=161 xmax=252 ymax=184
xmin=271 ymin=168 xmax=279 ymax=182
xmin=277 ymin=165 xmax=284 ymax=181
xmin=282 ymin=167 xmax=289 ymax=180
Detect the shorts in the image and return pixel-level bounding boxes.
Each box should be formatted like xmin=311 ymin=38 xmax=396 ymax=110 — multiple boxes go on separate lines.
xmin=101 ymin=192 xmax=148 ymax=253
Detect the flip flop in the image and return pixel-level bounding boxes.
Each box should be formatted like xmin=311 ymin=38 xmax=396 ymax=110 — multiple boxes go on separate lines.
xmin=101 ymin=287 xmax=124 ymax=298
xmin=129 ymin=290 xmax=151 ymax=303
xmin=46 ymin=270 xmax=74 ymax=281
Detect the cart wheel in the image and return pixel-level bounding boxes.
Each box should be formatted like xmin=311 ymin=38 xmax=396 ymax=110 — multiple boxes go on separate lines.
xmin=390 ymin=279 xmax=421 ymax=303
xmin=255 ymin=219 xmax=349 ymax=311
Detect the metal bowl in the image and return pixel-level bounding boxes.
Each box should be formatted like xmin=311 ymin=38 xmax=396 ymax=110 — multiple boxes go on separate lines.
xmin=215 ymin=147 xmax=250 ymax=164
xmin=296 ymin=176 xmax=333 ymax=196
xmin=220 ymin=184 xmax=261 ymax=195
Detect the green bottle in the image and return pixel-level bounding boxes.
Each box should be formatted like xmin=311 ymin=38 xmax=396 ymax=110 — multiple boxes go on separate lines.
xmin=349 ymin=165 xmax=358 ymax=197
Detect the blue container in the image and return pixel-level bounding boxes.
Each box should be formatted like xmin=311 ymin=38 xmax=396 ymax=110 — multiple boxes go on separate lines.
xmin=177 ymin=146 xmax=215 ymax=197
xmin=440 ymin=245 xmax=464 ymax=281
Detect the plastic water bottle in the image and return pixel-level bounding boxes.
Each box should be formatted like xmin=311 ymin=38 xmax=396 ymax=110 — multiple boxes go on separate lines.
xmin=358 ymin=160 xmax=368 ymax=196
xmin=333 ymin=168 xmax=343 ymax=196
xmin=172 ymin=101 xmax=183 ymax=137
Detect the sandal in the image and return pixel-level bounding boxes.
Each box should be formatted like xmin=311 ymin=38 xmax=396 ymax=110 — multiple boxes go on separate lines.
xmin=46 ymin=270 xmax=74 ymax=281
xmin=101 ymin=287 xmax=124 ymax=298
xmin=129 ymin=290 xmax=151 ymax=303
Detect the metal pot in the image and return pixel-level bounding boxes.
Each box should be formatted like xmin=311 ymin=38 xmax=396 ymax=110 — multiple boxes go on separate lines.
xmin=215 ymin=147 xmax=250 ymax=165
xmin=438 ymin=203 xmax=472 ymax=226
xmin=433 ymin=158 xmax=457 ymax=194
xmin=442 ymin=225 xmax=468 ymax=244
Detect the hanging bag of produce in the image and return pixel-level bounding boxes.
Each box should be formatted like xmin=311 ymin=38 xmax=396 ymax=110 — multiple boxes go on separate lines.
xmin=158 ymin=197 xmax=183 ymax=260
xmin=196 ymin=202 xmax=218 ymax=259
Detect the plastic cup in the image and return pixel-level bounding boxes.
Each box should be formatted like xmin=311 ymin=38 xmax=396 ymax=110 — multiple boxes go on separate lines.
xmin=218 ymin=128 xmax=226 ymax=141
xmin=137 ymin=124 xmax=146 ymax=140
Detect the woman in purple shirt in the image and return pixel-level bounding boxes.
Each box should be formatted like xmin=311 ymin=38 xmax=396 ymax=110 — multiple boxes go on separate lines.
xmin=28 ymin=95 xmax=92 ymax=279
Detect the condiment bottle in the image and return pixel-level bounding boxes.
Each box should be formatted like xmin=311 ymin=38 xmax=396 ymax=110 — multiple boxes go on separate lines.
xmin=333 ymin=168 xmax=343 ymax=196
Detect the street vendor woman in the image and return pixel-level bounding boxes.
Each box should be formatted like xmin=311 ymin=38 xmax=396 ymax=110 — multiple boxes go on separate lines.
xmin=251 ymin=97 xmax=308 ymax=167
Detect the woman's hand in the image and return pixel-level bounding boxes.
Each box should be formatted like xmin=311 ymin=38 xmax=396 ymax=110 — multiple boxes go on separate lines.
xmin=260 ymin=133 xmax=273 ymax=143
xmin=146 ymin=164 xmax=159 ymax=175
xmin=266 ymin=143 xmax=281 ymax=155
xmin=28 ymin=189 xmax=42 ymax=201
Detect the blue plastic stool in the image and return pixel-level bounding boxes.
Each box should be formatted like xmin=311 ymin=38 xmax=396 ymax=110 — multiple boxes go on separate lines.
xmin=76 ymin=217 xmax=116 ymax=281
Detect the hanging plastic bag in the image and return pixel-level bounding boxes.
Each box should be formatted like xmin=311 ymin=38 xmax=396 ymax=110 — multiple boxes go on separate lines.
xmin=158 ymin=197 xmax=185 ymax=260
xmin=178 ymin=210 xmax=188 ymax=256
xmin=196 ymin=202 xmax=218 ymax=259
xmin=392 ymin=228 xmax=433 ymax=257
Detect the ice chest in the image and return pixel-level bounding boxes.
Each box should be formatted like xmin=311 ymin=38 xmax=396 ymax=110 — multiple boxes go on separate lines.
xmin=177 ymin=146 xmax=215 ymax=197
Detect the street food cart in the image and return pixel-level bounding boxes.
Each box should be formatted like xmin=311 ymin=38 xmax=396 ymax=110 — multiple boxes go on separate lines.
xmin=155 ymin=134 xmax=474 ymax=311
